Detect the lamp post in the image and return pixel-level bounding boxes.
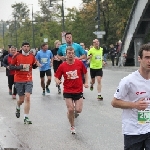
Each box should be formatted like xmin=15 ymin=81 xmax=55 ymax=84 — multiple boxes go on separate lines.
xmin=97 ymin=0 xmax=100 ymax=31
xmin=14 ymin=16 xmax=18 ymax=48
xmin=2 ymin=22 xmax=5 ymax=48
xmin=31 ymin=4 xmax=35 ymax=48
xmin=49 ymin=0 xmax=65 ymax=31
xmin=61 ymin=0 xmax=65 ymax=32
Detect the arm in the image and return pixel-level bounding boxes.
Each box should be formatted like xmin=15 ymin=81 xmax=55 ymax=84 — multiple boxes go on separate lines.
xmin=50 ymin=52 xmax=53 ymax=66
xmin=111 ymin=97 xmax=149 ymax=110
xmin=78 ymin=45 xmax=86 ymax=60
xmin=9 ymin=65 xmax=23 ymax=70
xmin=111 ymin=97 xmax=136 ymax=109
xmin=32 ymin=57 xmax=38 ymax=69
xmin=55 ymin=77 xmax=61 ymax=85
xmin=3 ymin=55 xmax=8 ymax=68
xmin=57 ymin=55 xmax=66 ymax=61
xmin=79 ymin=54 xmax=86 ymax=60
xmin=83 ymin=72 xmax=88 ymax=88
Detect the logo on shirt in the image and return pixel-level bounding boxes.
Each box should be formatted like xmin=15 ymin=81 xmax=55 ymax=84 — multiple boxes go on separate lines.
xmin=136 ymin=92 xmax=146 ymax=95
xmin=95 ymin=55 xmax=101 ymax=60
xmin=66 ymin=70 xmax=79 ymax=79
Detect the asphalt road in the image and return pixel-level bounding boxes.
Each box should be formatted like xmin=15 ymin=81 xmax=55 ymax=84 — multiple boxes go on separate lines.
xmin=0 ymin=65 xmax=138 ymax=150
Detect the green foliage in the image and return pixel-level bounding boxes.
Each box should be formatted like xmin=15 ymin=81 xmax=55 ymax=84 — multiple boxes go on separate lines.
xmin=2 ymin=0 xmax=137 ymax=49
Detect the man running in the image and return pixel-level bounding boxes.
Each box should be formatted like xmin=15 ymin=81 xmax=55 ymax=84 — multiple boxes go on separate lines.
xmin=36 ymin=43 xmax=53 ymax=95
xmin=55 ymin=46 xmax=88 ymax=134
xmin=11 ymin=42 xmax=37 ymax=124
xmin=111 ymin=43 xmax=150 ymax=150
xmin=87 ymin=39 xmax=105 ymax=100
xmin=57 ymin=32 xmax=85 ymax=61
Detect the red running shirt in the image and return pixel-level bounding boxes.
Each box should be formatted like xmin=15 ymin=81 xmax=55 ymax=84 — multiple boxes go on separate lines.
xmin=11 ymin=53 xmax=36 ymax=82
xmin=55 ymin=59 xmax=87 ymax=93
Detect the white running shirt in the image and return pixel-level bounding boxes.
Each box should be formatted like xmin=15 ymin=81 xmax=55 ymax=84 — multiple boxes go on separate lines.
xmin=114 ymin=70 xmax=150 ymax=135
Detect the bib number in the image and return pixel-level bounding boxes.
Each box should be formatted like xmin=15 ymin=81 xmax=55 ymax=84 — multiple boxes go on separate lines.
xmin=138 ymin=110 xmax=150 ymax=124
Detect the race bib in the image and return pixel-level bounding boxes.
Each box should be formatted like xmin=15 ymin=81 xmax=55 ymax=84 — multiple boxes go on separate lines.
xmin=138 ymin=110 xmax=150 ymax=124
xmin=41 ymin=58 xmax=48 ymax=63
xmin=66 ymin=70 xmax=79 ymax=79
xmin=20 ymin=64 xmax=30 ymax=71
xmin=95 ymin=55 xmax=101 ymax=60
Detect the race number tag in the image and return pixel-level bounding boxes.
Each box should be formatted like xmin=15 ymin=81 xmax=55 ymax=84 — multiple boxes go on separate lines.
xmin=41 ymin=58 xmax=48 ymax=63
xmin=20 ymin=64 xmax=30 ymax=71
xmin=138 ymin=110 xmax=150 ymax=124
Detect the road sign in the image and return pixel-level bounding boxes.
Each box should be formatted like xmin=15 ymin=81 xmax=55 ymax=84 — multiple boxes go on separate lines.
xmin=44 ymin=38 xmax=48 ymax=42
xmin=93 ymin=31 xmax=106 ymax=35
xmin=97 ymin=35 xmax=103 ymax=38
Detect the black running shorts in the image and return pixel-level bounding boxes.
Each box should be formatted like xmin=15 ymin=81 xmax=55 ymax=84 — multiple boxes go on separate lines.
xmin=40 ymin=69 xmax=51 ymax=78
xmin=90 ymin=68 xmax=103 ymax=79
xmin=63 ymin=93 xmax=83 ymax=101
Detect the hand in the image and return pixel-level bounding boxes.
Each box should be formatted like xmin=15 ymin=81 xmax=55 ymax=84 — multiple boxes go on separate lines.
xmin=103 ymin=61 xmax=106 ymax=66
xmin=61 ymin=56 xmax=66 ymax=61
xmin=134 ymin=98 xmax=150 ymax=110
xmin=36 ymin=61 xmax=42 ymax=67
xmin=7 ymin=66 xmax=10 ymax=70
xmin=56 ymin=79 xmax=62 ymax=85
xmin=84 ymin=83 xmax=88 ymax=88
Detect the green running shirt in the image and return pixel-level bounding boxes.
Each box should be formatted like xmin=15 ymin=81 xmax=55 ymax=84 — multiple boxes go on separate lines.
xmin=88 ymin=47 xmax=103 ymax=69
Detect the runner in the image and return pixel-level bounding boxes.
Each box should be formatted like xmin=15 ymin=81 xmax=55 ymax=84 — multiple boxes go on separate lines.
xmin=36 ymin=43 xmax=53 ymax=95
xmin=87 ymin=39 xmax=105 ymax=100
xmin=11 ymin=42 xmax=37 ymax=124
xmin=57 ymin=32 xmax=85 ymax=61
xmin=51 ymin=40 xmax=62 ymax=94
xmin=3 ymin=46 xmax=17 ymax=99
xmin=55 ymin=46 xmax=88 ymax=134
xmin=111 ymin=43 xmax=150 ymax=150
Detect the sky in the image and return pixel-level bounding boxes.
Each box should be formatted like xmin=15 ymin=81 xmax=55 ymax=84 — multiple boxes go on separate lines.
xmin=0 ymin=0 xmax=82 ymax=21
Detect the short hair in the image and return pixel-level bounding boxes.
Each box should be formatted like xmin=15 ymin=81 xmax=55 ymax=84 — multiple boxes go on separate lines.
xmin=66 ymin=46 xmax=74 ymax=53
xmin=10 ymin=46 xmax=16 ymax=49
xmin=54 ymin=40 xmax=60 ymax=46
xmin=22 ymin=42 xmax=30 ymax=46
xmin=138 ymin=43 xmax=150 ymax=58
xmin=41 ymin=43 xmax=48 ymax=48
xmin=65 ymin=32 xmax=72 ymax=37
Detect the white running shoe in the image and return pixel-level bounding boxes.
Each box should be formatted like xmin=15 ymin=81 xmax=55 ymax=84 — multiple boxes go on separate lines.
xmin=70 ymin=126 xmax=76 ymax=134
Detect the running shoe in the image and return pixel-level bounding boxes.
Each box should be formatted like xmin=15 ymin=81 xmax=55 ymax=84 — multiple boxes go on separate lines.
xmin=70 ymin=126 xmax=76 ymax=134
xmin=12 ymin=95 xmax=16 ymax=99
xmin=58 ymin=85 xmax=61 ymax=94
xmin=24 ymin=117 xmax=32 ymax=124
xmin=97 ymin=95 xmax=103 ymax=101
xmin=16 ymin=108 xmax=20 ymax=118
xmin=90 ymin=85 xmax=93 ymax=91
xmin=46 ymin=87 xmax=50 ymax=93
xmin=42 ymin=90 xmax=45 ymax=96
xmin=9 ymin=90 xmax=12 ymax=95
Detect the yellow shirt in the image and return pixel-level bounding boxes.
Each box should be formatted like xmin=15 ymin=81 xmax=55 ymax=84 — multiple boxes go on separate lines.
xmin=88 ymin=47 xmax=103 ymax=69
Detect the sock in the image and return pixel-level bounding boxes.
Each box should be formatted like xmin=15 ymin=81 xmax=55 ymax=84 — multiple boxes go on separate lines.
xmin=43 ymin=88 xmax=45 ymax=92
xmin=98 ymin=93 xmax=101 ymax=96
xmin=16 ymin=104 xmax=20 ymax=109
xmin=46 ymin=85 xmax=48 ymax=88
xmin=24 ymin=114 xmax=28 ymax=119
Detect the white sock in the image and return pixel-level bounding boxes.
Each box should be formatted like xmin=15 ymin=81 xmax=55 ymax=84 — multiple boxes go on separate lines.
xmin=24 ymin=114 xmax=28 ymax=119
xmin=98 ymin=93 xmax=101 ymax=95
xmin=16 ymin=104 xmax=20 ymax=109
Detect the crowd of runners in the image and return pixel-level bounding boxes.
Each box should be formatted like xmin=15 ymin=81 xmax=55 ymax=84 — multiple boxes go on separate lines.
xmin=1 ymin=32 xmax=105 ymax=134
xmin=1 ymin=31 xmax=150 ymax=150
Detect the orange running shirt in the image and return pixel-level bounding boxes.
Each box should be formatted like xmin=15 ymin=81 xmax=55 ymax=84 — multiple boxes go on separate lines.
xmin=11 ymin=53 xmax=36 ymax=82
